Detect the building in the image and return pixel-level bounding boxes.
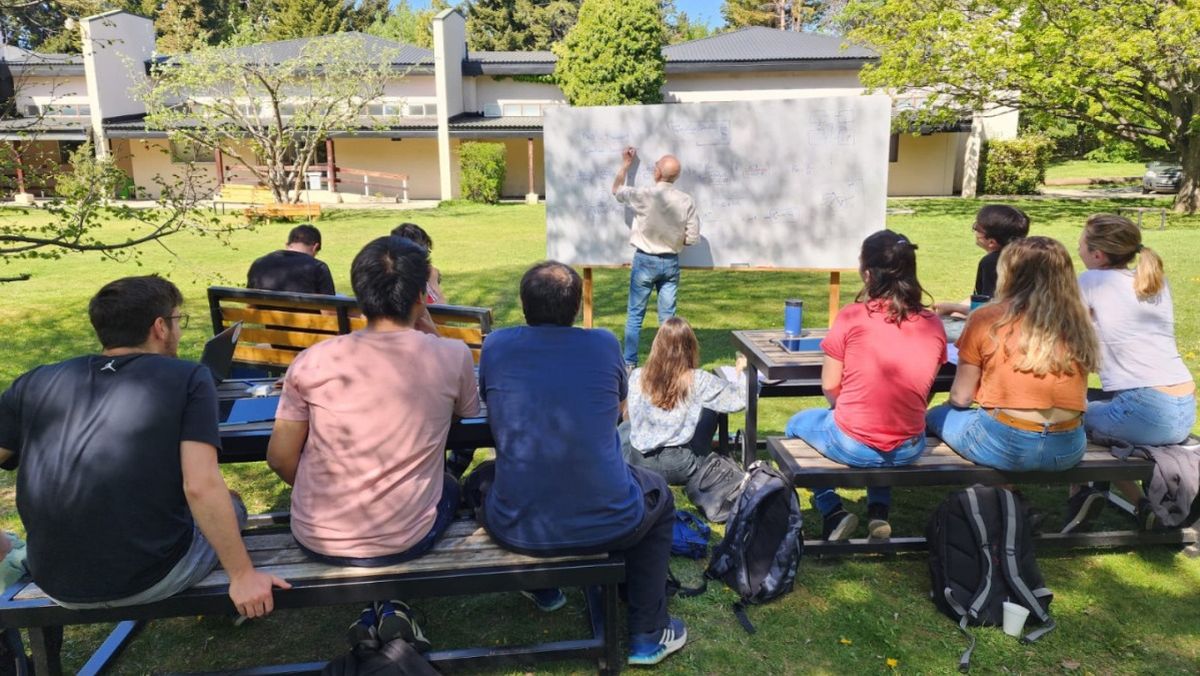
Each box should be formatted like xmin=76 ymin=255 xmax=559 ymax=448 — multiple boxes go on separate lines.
xmin=0 ymin=9 xmax=1016 ymax=203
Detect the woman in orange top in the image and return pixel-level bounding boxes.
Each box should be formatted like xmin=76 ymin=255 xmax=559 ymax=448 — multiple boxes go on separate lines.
xmin=926 ymin=237 xmax=1099 ymax=470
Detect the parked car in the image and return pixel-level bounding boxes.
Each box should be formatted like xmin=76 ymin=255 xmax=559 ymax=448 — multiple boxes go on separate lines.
xmin=1142 ymin=161 xmax=1182 ymax=194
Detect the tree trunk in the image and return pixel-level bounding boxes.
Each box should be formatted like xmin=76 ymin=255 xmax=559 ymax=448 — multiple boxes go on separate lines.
xmin=1175 ymin=134 xmax=1200 ymax=215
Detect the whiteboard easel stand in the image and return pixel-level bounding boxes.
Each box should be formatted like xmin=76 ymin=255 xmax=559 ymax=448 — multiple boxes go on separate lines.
xmin=579 ymin=267 xmax=845 ymax=329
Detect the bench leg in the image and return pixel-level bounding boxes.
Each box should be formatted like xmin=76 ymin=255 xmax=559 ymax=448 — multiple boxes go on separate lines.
xmin=28 ymin=626 xmax=63 ymax=676
xmin=602 ymin=582 xmax=621 ymax=675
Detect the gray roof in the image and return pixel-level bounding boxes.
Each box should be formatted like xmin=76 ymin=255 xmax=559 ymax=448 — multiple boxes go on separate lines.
xmin=156 ymin=33 xmax=434 ymax=71
xmin=663 ymin=27 xmax=876 ymax=63
xmin=464 ymin=51 xmax=556 ymax=76
xmin=1 ymin=45 xmax=85 ymax=75
xmin=0 ymin=116 xmax=89 ymax=140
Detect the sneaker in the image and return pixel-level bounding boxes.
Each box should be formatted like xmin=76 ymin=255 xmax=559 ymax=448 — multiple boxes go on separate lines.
xmin=1136 ymin=498 xmax=1159 ymax=531
xmin=866 ymin=503 xmax=891 ymax=540
xmin=820 ymin=509 xmax=858 ymax=541
xmin=346 ymin=603 xmax=379 ymax=650
xmin=520 ymin=588 xmax=567 ymax=612
xmin=1061 ymin=486 xmax=1105 ymax=534
xmin=628 ymin=616 xmax=687 ymax=666
xmin=377 ymin=600 xmax=431 ymax=653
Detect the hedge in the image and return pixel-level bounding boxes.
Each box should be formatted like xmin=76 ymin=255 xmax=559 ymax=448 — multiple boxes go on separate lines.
xmin=459 ymin=142 xmax=507 ymax=204
xmin=981 ymin=135 xmax=1055 ymax=195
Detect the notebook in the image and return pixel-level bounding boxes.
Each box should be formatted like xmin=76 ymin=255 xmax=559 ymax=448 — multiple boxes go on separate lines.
xmin=201 ymin=321 xmax=242 ymax=384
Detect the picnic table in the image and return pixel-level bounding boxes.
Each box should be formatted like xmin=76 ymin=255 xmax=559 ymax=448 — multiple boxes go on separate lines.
xmin=730 ymin=329 xmax=957 ymax=468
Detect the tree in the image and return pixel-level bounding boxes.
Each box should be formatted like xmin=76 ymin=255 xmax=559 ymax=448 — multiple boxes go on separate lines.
xmin=467 ymin=0 xmax=581 ymax=51
xmin=662 ymin=0 xmax=711 ymax=44
xmin=553 ymin=0 xmax=665 ymax=106
xmin=155 ymin=0 xmax=212 ymax=54
xmin=143 ymin=34 xmax=401 ymax=203
xmin=365 ymin=0 xmax=446 ymax=48
xmin=263 ymin=0 xmax=350 ymax=41
xmin=0 ymin=141 xmax=227 ymax=281
xmin=844 ymin=0 xmax=1200 ymax=214
xmin=720 ymin=0 xmax=831 ymax=31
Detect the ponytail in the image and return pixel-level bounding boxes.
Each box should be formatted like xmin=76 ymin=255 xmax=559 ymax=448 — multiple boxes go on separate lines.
xmin=1083 ymin=214 xmax=1166 ymax=300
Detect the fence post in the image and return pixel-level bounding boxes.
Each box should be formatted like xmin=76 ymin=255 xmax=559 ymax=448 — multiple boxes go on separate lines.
xmin=402 ymin=178 xmax=409 ymax=204
xmin=363 ymin=174 xmax=369 ymax=196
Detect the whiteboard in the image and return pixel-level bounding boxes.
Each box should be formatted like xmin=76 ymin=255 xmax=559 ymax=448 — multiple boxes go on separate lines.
xmin=544 ymin=96 xmax=891 ymax=269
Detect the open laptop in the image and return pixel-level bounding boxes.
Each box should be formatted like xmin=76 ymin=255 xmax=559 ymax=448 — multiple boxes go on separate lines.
xmin=201 ymin=321 xmax=242 ymax=384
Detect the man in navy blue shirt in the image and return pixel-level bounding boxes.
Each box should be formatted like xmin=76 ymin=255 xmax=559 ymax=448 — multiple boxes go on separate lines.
xmin=473 ymin=261 xmax=686 ymax=666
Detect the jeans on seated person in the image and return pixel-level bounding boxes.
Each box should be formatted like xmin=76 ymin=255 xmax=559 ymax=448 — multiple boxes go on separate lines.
xmin=54 ymin=493 xmax=249 ymax=609
xmin=620 ymin=408 xmax=721 ymax=485
xmin=925 ymin=404 xmax=1086 ymax=472
xmin=785 ymin=408 xmax=926 ymax=516
xmin=1084 ymin=388 xmax=1196 ymax=447
xmin=298 ymin=473 xmax=460 ymax=567
xmin=466 ymin=461 xmax=674 ymax=636
xmin=624 ymin=251 xmax=680 ymax=367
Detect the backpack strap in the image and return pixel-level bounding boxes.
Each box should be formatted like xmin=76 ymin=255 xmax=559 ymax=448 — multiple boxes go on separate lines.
xmin=958 ymin=487 xmax=994 ymax=621
xmin=732 ymin=601 xmax=757 ymax=635
xmin=668 ymin=568 xmax=709 ymax=598
xmin=376 ymin=638 xmax=438 ymax=676
xmin=999 ymin=489 xmax=1056 ymax=643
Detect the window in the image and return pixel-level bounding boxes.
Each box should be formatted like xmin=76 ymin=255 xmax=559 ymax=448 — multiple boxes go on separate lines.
xmin=502 ymin=103 xmax=521 ymax=117
xmin=366 ymin=102 xmax=404 ymax=117
xmin=58 ymin=141 xmax=85 ymax=165
xmin=404 ymin=102 xmax=437 ymax=117
xmin=889 ymin=133 xmax=899 ymax=163
xmin=23 ymin=104 xmax=40 ymax=117
xmin=521 ymin=104 xmax=540 ymax=117
xmin=482 ymin=103 xmax=502 ymax=118
xmin=169 ymin=139 xmax=216 ymax=164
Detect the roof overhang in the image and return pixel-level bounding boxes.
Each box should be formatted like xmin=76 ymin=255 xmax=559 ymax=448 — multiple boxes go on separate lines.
xmin=666 ymin=58 xmax=874 ymax=74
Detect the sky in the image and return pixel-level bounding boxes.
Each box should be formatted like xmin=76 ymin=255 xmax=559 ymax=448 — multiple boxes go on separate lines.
xmin=407 ymin=1 xmax=727 ymax=30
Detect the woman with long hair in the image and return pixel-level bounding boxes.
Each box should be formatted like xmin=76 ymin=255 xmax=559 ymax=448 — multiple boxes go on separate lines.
xmin=1063 ymin=214 xmax=1195 ymax=532
xmin=785 ymin=230 xmax=946 ymax=541
xmin=927 ymin=237 xmax=1099 ymax=475
xmin=623 ymin=317 xmax=747 ymax=485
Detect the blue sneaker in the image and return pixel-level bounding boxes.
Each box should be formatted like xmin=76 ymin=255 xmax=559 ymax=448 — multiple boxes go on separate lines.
xmin=346 ymin=603 xmax=379 ymax=649
xmin=520 ymin=588 xmax=567 ymax=612
xmin=377 ymin=600 xmax=431 ymax=653
xmin=628 ymin=617 xmax=687 ymax=666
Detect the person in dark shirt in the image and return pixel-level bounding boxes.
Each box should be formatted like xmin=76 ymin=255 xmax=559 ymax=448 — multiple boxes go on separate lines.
xmin=933 ymin=205 xmax=1030 ymax=338
xmin=0 ymin=275 xmax=289 ymax=615
xmin=469 ymin=261 xmax=687 ymax=667
xmin=247 ymin=224 xmax=336 ymax=294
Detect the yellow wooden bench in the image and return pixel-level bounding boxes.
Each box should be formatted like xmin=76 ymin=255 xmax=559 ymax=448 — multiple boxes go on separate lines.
xmin=207 ymin=286 xmax=493 ymax=371
xmin=244 ymin=202 xmax=322 ymax=221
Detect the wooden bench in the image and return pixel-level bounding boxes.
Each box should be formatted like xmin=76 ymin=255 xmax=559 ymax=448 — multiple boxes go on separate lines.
xmin=207 ymin=286 xmax=494 ymax=371
xmin=768 ymin=436 xmax=1200 ymax=555
xmin=0 ymin=518 xmax=624 ymax=675
xmin=244 ymin=202 xmax=322 ymax=222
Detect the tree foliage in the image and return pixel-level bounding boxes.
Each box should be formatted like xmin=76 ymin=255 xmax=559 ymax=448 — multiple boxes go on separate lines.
xmin=844 ymin=0 xmax=1200 ymax=213
xmin=143 ymin=34 xmax=400 ymax=203
xmin=364 ymin=0 xmax=447 ymax=48
xmin=720 ymin=0 xmax=837 ymax=31
xmin=553 ymin=0 xmax=665 ymax=106
xmin=466 ymin=0 xmax=580 ymax=51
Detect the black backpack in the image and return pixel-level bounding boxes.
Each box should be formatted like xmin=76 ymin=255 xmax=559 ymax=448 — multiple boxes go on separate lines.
xmin=927 ymin=485 xmax=1055 ymax=672
xmin=322 ymin=639 xmax=438 ymax=676
xmin=681 ymin=462 xmax=804 ymax=633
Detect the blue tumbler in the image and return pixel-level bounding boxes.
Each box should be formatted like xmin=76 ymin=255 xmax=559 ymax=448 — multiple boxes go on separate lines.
xmin=969 ymin=294 xmax=990 ymax=312
xmin=784 ymin=299 xmax=803 ymax=338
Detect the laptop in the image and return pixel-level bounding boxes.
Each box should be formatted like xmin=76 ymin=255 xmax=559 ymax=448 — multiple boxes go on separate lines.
xmin=201 ymin=321 xmax=242 ymax=384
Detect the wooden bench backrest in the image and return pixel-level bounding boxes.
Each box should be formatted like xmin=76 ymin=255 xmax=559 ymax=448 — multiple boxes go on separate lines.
xmin=208 ymin=286 xmax=493 ymax=369
xmin=219 ymin=184 xmax=274 ymax=205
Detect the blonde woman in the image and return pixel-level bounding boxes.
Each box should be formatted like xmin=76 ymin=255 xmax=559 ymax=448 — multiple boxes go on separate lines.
xmin=926 ymin=237 xmax=1099 ymax=471
xmin=1063 ymin=214 xmax=1195 ymax=531
xmin=623 ymin=317 xmax=747 ymax=485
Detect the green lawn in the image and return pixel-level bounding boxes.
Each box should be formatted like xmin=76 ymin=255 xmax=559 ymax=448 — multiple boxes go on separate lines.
xmin=1045 ymin=160 xmax=1146 ymax=181
xmin=1 ymin=198 xmax=1199 ymax=674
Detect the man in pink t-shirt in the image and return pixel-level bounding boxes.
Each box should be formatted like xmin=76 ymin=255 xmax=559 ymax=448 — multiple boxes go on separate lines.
xmin=267 ymin=235 xmax=479 ymax=647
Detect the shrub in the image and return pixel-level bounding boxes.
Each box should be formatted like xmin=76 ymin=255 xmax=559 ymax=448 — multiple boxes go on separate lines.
xmin=1083 ymin=138 xmax=1142 ymax=163
xmin=459 ymin=142 xmax=507 ymax=204
xmin=981 ymin=135 xmax=1055 ymax=195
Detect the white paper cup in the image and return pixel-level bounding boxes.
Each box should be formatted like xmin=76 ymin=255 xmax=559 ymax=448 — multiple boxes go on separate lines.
xmin=1002 ymin=601 xmax=1030 ymax=637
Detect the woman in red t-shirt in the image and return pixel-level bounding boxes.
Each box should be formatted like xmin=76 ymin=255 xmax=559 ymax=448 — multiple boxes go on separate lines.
xmin=785 ymin=230 xmax=947 ymax=542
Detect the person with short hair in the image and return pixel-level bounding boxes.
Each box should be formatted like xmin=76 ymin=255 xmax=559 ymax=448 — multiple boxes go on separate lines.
xmin=927 ymin=237 xmax=1099 ymax=473
xmin=267 ymin=236 xmax=479 ymax=647
xmin=470 ymin=261 xmax=686 ymax=666
xmin=934 ymin=205 xmax=1030 ymax=338
xmin=0 ymin=275 xmax=289 ymax=615
xmin=622 ymin=317 xmax=747 ymax=485
xmin=1062 ymin=214 xmax=1195 ymax=532
xmin=612 ymin=147 xmax=700 ymax=370
xmin=786 ymin=231 xmax=947 ymax=541
xmin=390 ymin=222 xmax=444 ymax=304
xmin=247 ymin=224 xmax=336 ymax=295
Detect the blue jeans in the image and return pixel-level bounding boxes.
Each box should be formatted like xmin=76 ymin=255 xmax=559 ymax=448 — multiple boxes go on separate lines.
xmin=785 ymin=408 xmax=927 ymax=516
xmin=926 ymin=404 xmax=1086 ymax=471
xmin=624 ymin=251 xmax=680 ymax=367
xmin=299 ymin=473 xmax=461 ymax=567
xmin=1085 ymin=388 xmax=1195 ymax=446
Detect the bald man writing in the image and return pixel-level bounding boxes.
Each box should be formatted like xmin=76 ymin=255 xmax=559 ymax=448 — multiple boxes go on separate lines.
xmin=612 ymin=147 xmax=700 ymax=370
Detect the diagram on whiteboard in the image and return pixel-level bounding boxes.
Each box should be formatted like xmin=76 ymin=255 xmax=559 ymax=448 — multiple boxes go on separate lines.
xmin=544 ymin=96 xmax=891 ymax=269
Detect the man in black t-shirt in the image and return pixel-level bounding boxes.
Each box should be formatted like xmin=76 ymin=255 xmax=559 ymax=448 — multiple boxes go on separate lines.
xmin=0 ymin=275 xmax=289 ymax=616
xmin=247 ymin=224 xmax=336 ymax=295
xmin=934 ymin=204 xmax=1030 ymax=316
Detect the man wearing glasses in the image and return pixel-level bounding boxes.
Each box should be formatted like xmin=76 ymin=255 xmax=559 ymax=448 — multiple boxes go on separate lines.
xmin=0 ymin=275 xmax=288 ymax=617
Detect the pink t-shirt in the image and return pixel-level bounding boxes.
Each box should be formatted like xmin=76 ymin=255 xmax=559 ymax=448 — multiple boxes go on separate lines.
xmin=825 ymin=301 xmax=947 ymax=451
xmin=276 ymin=328 xmax=480 ymax=558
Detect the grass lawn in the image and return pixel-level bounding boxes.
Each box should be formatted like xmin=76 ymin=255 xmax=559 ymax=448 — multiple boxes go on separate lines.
xmin=1 ymin=198 xmax=1199 ymax=674
xmin=1045 ymin=160 xmax=1146 ymax=181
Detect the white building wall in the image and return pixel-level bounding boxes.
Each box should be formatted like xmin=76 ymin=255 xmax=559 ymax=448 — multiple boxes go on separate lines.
xmin=470 ymin=78 xmax=565 ymax=112
xmin=122 ymin=139 xmax=219 ymax=199
xmin=11 ymin=75 xmax=90 ymax=111
xmin=888 ymin=132 xmax=967 ymax=196
xmin=81 ymin=11 xmax=155 ymax=157
xmin=333 ymin=138 xmax=442 ymax=200
xmin=663 ymin=70 xmax=864 ymax=102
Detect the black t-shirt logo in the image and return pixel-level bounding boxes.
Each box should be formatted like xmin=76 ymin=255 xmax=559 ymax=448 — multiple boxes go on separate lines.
xmin=100 ymin=360 xmax=117 ymax=373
